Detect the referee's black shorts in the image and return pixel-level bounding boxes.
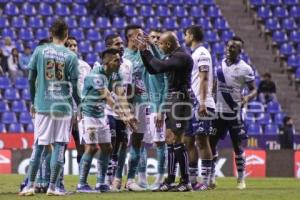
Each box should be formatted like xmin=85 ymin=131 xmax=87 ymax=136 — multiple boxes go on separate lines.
xmin=164 ymin=91 xmax=193 ymax=135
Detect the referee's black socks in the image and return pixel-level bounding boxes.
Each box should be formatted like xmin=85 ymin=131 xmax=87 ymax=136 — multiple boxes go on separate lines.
xmin=174 ymin=143 xmax=189 ymax=184
xmin=166 ymin=144 xmax=176 ymax=184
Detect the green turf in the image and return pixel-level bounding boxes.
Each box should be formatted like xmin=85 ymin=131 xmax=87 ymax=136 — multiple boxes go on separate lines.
xmin=1 ymin=175 xmax=300 ymax=200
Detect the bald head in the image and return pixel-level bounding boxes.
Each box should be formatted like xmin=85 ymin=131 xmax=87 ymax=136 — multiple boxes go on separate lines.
xmin=159 ymin=31 xmax=180 ymax=55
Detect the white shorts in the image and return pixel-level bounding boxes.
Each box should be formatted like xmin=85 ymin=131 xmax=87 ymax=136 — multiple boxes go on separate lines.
xmin=78 ymin=116 xmax=111 ymax=144
xmin=143 ymin=113 xmax=166 ymax=143
xmin=34 ymin=113 xmax=72 ymax=145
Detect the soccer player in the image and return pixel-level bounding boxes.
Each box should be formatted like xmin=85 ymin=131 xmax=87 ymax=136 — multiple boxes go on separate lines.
xmin=184 ymin=25 xmax=215 ymax=191
xmin=102 ymin=34 xmax=133 ymax=190
xmin=19 ymin=19 xmax=80 ymax=196
xmin=210 ymin=36 xmax=257 ymax=190
xmin=139 ymin=31 xmax=194 ymax=192
xmin=76 ymin=48 xmax=136 ymax=193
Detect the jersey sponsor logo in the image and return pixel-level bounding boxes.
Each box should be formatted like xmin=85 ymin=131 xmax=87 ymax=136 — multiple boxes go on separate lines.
xmin=0 ymin=150 xmax=12 ymax=174
xmin=176 ymin=123 xmax=182 ymax=128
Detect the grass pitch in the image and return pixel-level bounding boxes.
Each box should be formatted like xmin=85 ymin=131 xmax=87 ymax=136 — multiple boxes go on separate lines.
xmin=0 ymin=175 xmax=299 ymax=200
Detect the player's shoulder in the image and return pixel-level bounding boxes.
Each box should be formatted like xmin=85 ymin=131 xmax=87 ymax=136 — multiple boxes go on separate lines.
xmin=79 ymin=59 xmax=91 ymax=68
xmin=238 ymin=59 xmax=253 ymax=71
xmin=193 ymin=46 xmax=211 ymax=57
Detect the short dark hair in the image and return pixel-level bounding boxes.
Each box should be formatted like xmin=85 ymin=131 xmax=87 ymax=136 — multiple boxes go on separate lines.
xmin=263 ymin=72 xmax=271 ymax=79
xmin=184 ymin=25 xmax=204 ymax=42
xmin=65 ymin=36 xmax=77 ymax=47
xmin=100 ymin=48 xmax=120 ymax=60
xmin=38 ymin=38 xmax=51 ymax=46
xmin=149 ymin=28 xmax=162 ymax=34
xmin=124 ymin=24 xmax=142 ymax=42
xmin=50 ymin=19 xmax=68 ymax=40
xmin=105 ymin=34 xmax=120 ymax=47
xmin=231 ymin=36 xmax=244 ymax=45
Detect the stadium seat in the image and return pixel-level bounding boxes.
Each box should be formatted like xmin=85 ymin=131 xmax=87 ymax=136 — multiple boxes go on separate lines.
xmin=202 ymin=0 xmax=215 ymax=6
xmin=256 ymin=6 xmax=272 ymax=21
xmin=4 ymin=3 xmax=19 ymax=15
xmin=0 ymin=76 xmax=11 ymax=89
xmin=169 ymin=0 xmax=183 ymax=4
xmin=22 ymin=3 xmax=36 ymax=16
xmin=4 ymin=88 xmax=20 ymax=100
xmin=272 ymin=30 xmax=288 ymax=46
xmin=11 ymin=16 xmax=27 ymax=28
xmin=152 ymin=0 xmax=168 ymax=4
xmin=44 ymin=0 xmax=56 ymax=3
xmin=39 ymin=3 xmax=54 ymax=16
xmin=19 ymin=112 xmax=33 ymax=124
xmin=297 ymin=44 xmax=300 ymax=54
xmin=267 ymin=101 xmax=281 ymax=114
xmin=273 ymin=6 xmax=289 ymax=19
xmin=173 ymin=6 xmax=188 ymax=17
xmin=21 ymin=89 xmax=31 ymax=100
xmin=70 ymin=29 xmax=85 ymax=41
xmin=78 ymin=41 xmax=92 ymax=53
xmin=180 ymin=18 xmax=193 ymax=28
xmin=264 ymin=124 xmax=279 ymax=135
xmin=283 ymin=0 xmax=299 ymax=6
xmin=96 ymin=17 xmax=111 ymax=29
xmin=86 ymin=53 xmax=98 ymax=66
xmin=190 ymin=7 xmax=205 ymax=17
xmin=12 ymin=0 xmax=25 ymax=3
xmin=26 ymin=122 xmax=34 ymax=132
xmin=130 ymin=17 xmax=144 ymax=27
xmin=140 ymin=5 xmax=155 ymax=17
xmin=1 ymin=28 xmax=17 ymax=39
xmin=289 ymin=30 xmax=300 ymax=44
xmin=287 ymin=54 xmax=300 ymax=70
xmin=206 ymin=5 xmax=221 ymax=18
xmin=112 ymin=17 xmax=127 ymax=29
xmin=0 ymin=101 xmax=10 ymax=113
xmin=0 ymin=17 xmax=9 ymax=28
xmin=15 ymin=41 xmax=24 ymax=53
xmin=256 ymin=113 xmax=271 ymax=125
xmin=28 ymin=17 xmax=44 ymax=28
xmin=1 ymin=112 xmax=17 ymax=124
xmin=163 ymin=18 xmax=178 ymax=29
xmin=245 ymin=112 xmax=255 ymax=122
xmin=281 ymin=18 xmax=298 ymax=31
xmin=0 ymin=123 xmax=5 ymax=133
xmin=79 ymin=17 xmax=95 ymax=28
xmin=65 ymin=17 xmax=78 ymax=28
xmin=86 ymin=29 xmax=101 ymax=41
xmin=146 ymin=17 xmax=161 ymax=29
xmin=247 ymin=101 xmax=265 ymax=113
xmin=266 ymin=0 xmax=282 ymax=7
xmin=94 ymin=41 xmax=106 ymax=52
xmin=247 ymin=123 xmax=261 ymax=135
xmin=250 ymin=0 xmax=266 ymax=9
xmin=122 ymin=0 xmax=136 ymax=3
xmin=11 ymin=100 xmax=27 ymax=113
xmin=204 ymin=30 xmax=219 ymax=43
xmin=124 ymin=5 xmax=138 ymax=17
xmin=214 ymin=17 xmax=229 ymax=30
xmin=197 ymin=17 xmax=213 ymax=30
xmin=8 ymin=123 xmax=23 ymax=132
xmin=26 ymin=41 xmax=37 ymax=50
xmin=15 ymin=77 xmax=29 ymax=89
xmin=279 ymin=43 xmax=295 ymax=58
xmin=156 ymin=6 xmax=171 ymax=17
xmin=72 ymin=3 xmax=87 ymax=16
xmin=55 ymin=3 xmax=70 ymax=16
xmin=186 ymin=0 xmax=199 ymax=4
xmin=289 ymin=6 xmax=300 ymax=19
xmin=274 ymin=112 xmax=285 ymax=126
xmin=264 ymin=18 xmax=281 ymax=32
xmin=138 ymin=0 xmax=152 ymax=4
xmin=212 ymin=42 xmax=225 ymax=56
xmin=60 ymin=0 xmax=72 ymax=3
xmin=103 ymin=29 xmax=115 ymax=38
xmin=19 ymin=28 xmax=34 ymax=41
xmin=28 ymin=0 xmax=40 ymax=3
xmin=295 ymin=67 xmax=300 ymax=80
xmin=221 ymin=30 xmax=234 ymax=42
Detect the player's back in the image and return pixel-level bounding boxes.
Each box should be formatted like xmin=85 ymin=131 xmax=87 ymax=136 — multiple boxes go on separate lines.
xmin=30 ymin=43 xmax=79 ymax=115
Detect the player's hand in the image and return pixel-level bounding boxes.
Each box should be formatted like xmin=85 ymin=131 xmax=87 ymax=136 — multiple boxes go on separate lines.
xmin=30 ymin=105 xmax=36 ymax=119
xmin=155 ymin=112 xmax=164 ymax=129
xmin=241 ymin=96 xmax=249 ymax=107
xmin=199 ymin=104 xmax=208 ymax=117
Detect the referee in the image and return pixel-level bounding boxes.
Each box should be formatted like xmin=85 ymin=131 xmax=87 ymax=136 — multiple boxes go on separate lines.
xmin=139 ymin=31 xmax=193 ymax=192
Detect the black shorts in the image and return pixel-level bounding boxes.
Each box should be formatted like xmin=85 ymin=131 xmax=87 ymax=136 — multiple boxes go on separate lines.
xmin=164 ymin=91 xmax=192 ymax=135
xmin=108 ymin=115 xmax=127 ymax=141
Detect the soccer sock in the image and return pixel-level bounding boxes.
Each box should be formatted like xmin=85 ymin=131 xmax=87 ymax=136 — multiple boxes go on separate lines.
xmin=96 ymin=151 xmax=110 ymax=185
xmin=49 ymin=143 xmax=65 ymax=190
xmin=27 ymin=144 xmax=44 ymax=187
xmin=36 ymin=147 xmax=50 ymax=186
xmin=106 ymin=154 xmax=118 ymax=180
xmin=78 ymin=153 xmax=93 ymax=186
xmin=156 ymin=144 xmax=166 ymax=183
xmin=56 ymin=166 xmax=64 ymax=188
xmin=201 ymin=159 xmax=212 ymax=185
xmin=235 ymin=153 xmax=246 ymax=180
xmin=44 ymin=151 xmax=51 ymax=186
xmin=174 ymin=143 xmax=189 ymax=183
xmin=211 ymin=154 xmax=218 ymax=182
xmin=115 ymin=147 xmax=127 ymax=179
xmin=127 ymin=146 xmax=141 ymax=179
xmin=167 ymin=144 xmax=176 ymax=183
xmin=138 ymin=146 xmax=147 ymax=183
xmin=189 ymin=162 xmax=198 ymax=185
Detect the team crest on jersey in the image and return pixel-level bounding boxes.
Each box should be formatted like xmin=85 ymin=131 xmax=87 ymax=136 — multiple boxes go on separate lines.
xmin=87 ymin=127 xmax=97 ymax=141
xmin=93 ymin=77 xmax=103 ymax=87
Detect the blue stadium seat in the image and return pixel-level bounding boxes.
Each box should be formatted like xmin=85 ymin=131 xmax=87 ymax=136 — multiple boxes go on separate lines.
xmin=65 ymin=17 xmax=78 ymax=28
xmin=250 ymin=0 xmax=265 ymax=9
xmin=289 ymin=6 xmax=300 ymax=19
xmin=257 ymin=6 xmax=272 ymax=21
xmin=4 ymin=3 xmax=19 ymax=15
xmin=289 ymin=30 xmax=300 ymax=44
xmin=11 ymin=16 xmax=27 ymax=28
xmin=214 ymin=17 xmax=229 ymax=30
xmin=0 ymin=101 xmax=9 ymax=113
xmin=79 ymin=17 xmax=95 ymax=28
xmin=94 ymin=41 xmax=105 ymax=52
xmin=86 ymin=53 xmax=98 ymax=65
xmin=273 ymin=6 xmax=288 ymax=19
xmin=138 ymin=0 xmax=152 ymax=4
xmin=0 ymin=17 xmax=9 ymax=28
xmin=297 ymin=44 xmax=300 ymax=54
xmin=4 ymin=88 xmax=20 ymax=100
xmin=1 ymin=112 xmax=17 ymax=124
xmin=60 ymin=0 xmax=72 ymax=3
xmin=130 ymin=17 xmax=144 ymax=27
xmin=221 ymin=30 xmax=234 ymax=42
xmin=245 ymin=112 xmax=255 ymax=122
xmin=202 ymin=0 xmax=215 ymax=6
xmin=264 ymin=18 xmax=281 ymax=32
xmin=295 ymin=67 xmax=300 ymax=80
xmin=28 ymin=0 xmax=40 ymax=3
xmin=103 ymin=29 xmax=115 ymax=38
xmin=190 ymin=7 xmax=205 ymax=17
xmin=72 ymin=3 xmax=87 ymax=16
xmin=0 ymin=123 xmax=6 ymax=133
xmin=112 ymin=17 xmax=127 ymax=29
xmin=174 ymin=6 xmax=188 ymax=17
xmin=36 ymin=28 xmax=49 ymax=40
xmin=26 ymin=123 xmax=34 ymax=132
xmin=124 ymin=5 xmax=138 ymax=17
xmin=186 ymin=0 xmax=199 ymax=4
xmin=274 ymin=112 xmax=285 ymax=126
xmin=96 ymin=17 xmax=111 ymax=29
xmin=39 ymin=3 xmax=54 ymax=16
xmin=204 ymin=30 xmax=219 ymax=43
xmin=8 ymin=123 xmax=23 ymax=132
xmin=180 ymin=18 xmax=193 ymax=28
xmin=122 ymin=0 xmax=136 ymax=3
xmin=1 ymin=28 xmax=17 ymax=39
xmin=22 ymin=3 xmax=36 ymax=16
xmin=45 ymin=16 xmax=58 ymax=28
xmin=256 ymin=113 xmax=271 ymax=125
xmin=12 ymin=0 xmax=25 ymax=3
xmin=267 ymin=101 xmax=281 ymax=113
xmin=283 ymin=0 xmax=298 ymax=6
xmin=163 ymin=18 xmax=178 ymax=29
xmin=21 ymin=89 xmax=31 ymax=100
xmin=0 ymin=76 xmax=11 ymax=89
xmin=20 ymin=112 xmax=33 ymax=124
xmin=212 ymin=42 xmax=225 ymax=55
xmin=19 ymin=28 xmax=34 ymax=41
xmin=264 ymin=124 xmax=278 ymax=135
xmin=247 ymin=123 xmax=261 ymax=135
xmin=169 ymin=0 xmax=183 ymax=4
xmin=0 ymin=0 xmax=9 ymax=2
xmin=206 ymin=5 xmax=221 ymax=18
xmin=197 ymin=17 xmax=213 ymax=29
xmin=247 ymin=101 xmax=265 ymax=113
xmin=86 ymin=29 xmax=101 ymax=41
xmin=140 ymin=5 xmax=154 ymax=17
xmin=152 ymin=0 xmax=168 ymax=4
xmin=11 ymin=100 xmax=27 ymax=112
xmin=281 ymin=18 xmax=298 ymax=31
xmin=70 ymin=29 xmax=85 ymax=41
xmin=78 ymin=41 xmax=92 ymax=53
xmin=15 ymin=77 xmax=29 ymax=89
xmin=28 ymin=17 xmax=44 ymax=28
xmin=272 ymin=30 xmax=288 ymax=45
xmin=279 ymin=43 xmax=295 ymax=58
xmin=15 ymin=41 xmax=24 ymax=52
xmin=287 ymin=54 xmax=300 ymax=70
xmin=146 ymin=17 xmax=161 ymax=29
xmin=156 ymin=6 xmax=171 ymax=17
xmin=55 ymin=3 xmax=70 ymax=16
xmin=44 ymin=0 xmax=56 ymax=3
xmin=26 ymin=41 xmax=38 ymax=50
xmin=266 ymin=0 xmax=282 ymax=7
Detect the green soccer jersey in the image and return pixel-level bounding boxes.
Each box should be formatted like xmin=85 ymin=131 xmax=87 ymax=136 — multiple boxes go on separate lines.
xmin=81 ymin=65 xmax=121 ymax=118
xmin=28 ymin=43 xmax=79 ymax=115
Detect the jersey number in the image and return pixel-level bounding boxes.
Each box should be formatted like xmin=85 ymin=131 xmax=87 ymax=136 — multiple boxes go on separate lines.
xmin=45 ymin=59 xmax=65 ymax=81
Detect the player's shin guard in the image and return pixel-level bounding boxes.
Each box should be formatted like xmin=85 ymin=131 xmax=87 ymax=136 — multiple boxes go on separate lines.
xmin=174 ymin=143 xmax=189 ymax=183
xmin=156 ymin=144 xmax=166 ymax=183
xmin=235 ymin=153 xmax=245 ymax=180
xmin=78 ymin=153 xmax=93 ymax=185
xmin=49 ymin=143 xmax=65 ymax=190
xmin=127 ymin=146 xmax=141 ymax=179
xmin=96 ymin=151 xmax=110 ymax=184
xmin=166 ymin=144 xmax=177 ymax=183
xmin=27 ymin=144 xmax=44 ymax=187
xmin=115 ymin=147 xmax=127 ymax=179
xmin=201 ymin=159 xmax=212 ymax=185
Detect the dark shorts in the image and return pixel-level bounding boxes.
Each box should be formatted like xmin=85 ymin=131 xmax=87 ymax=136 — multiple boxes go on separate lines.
xmin=212 ymin=112 xmax=248 ymax=141
xmin=164 ymin=91 xmax=192 ymax=135
xmin=108 ymin=115 xmax=127 ymax=141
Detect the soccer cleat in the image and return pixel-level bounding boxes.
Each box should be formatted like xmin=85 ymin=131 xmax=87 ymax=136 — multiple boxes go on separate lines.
xmin=111 ymin=178 xmax=122 ymax=192
xmin=76 ymin=184 xmax=96 ymax=193
xmin=46 ymin=187 xmax=66 ymax=196
xmin=158 ymin=181 xmax=176 ymax=192
xmin=95 ymin=184 xmax=110 ymax=193
xmin=208 ymin=178 xmax=217 ymax=190
xmin=170 ymin=181 xmax=192 ymax=192
xmin=19 ymin=178 xmax=28 ymax=192
xmin=150 ymin=182 xmax=162 ymax=191
xmin=192 ymin=182 xmax=209 ymax=191
xmin=19 ymin=186 xmax=35 ymax=196
xmin=237 ymin=179 xmax=246 ymax=190
xmin=125 ymin=180 xmax=147 ymax=191
xmin=138 ymin=181 xmax=149 ymax=189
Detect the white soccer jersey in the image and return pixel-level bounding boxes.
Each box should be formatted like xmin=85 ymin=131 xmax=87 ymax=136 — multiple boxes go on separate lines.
xmin=78 ymin=59 xmax=91 ymax=94
xmin=191 ymin=45 xmax=215 ymax=109
xmin=216 ymin=59 xmax=255 ymax=113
